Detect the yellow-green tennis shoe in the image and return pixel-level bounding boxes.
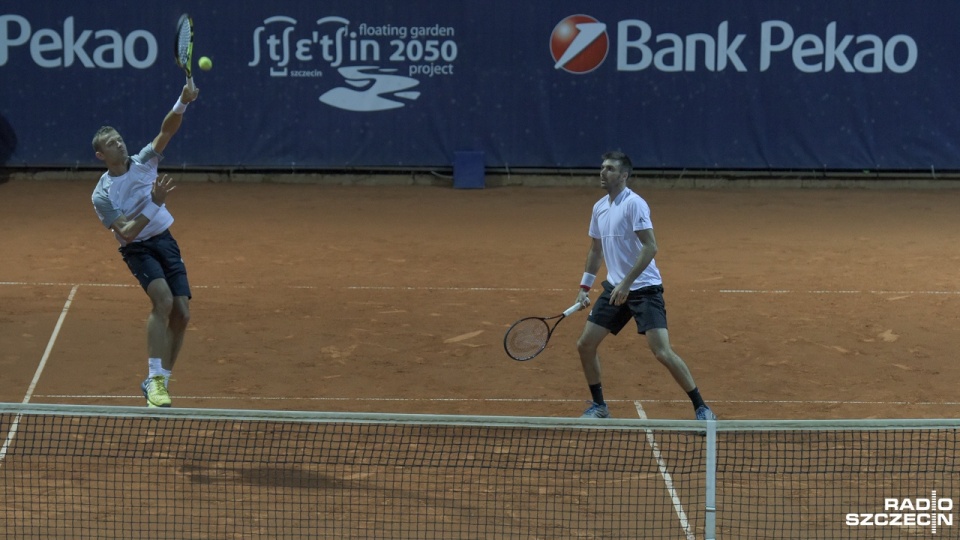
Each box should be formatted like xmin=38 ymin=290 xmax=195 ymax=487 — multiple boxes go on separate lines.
xmin=140 ymin=375 xmax=171 ymax=407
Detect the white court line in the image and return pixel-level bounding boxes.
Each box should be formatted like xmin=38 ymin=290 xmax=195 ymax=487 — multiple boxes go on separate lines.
xmin=706 ymin=289 xmax=960 ymax=295
xmin=0 ymin=282 xmax=561 ymax=292
xmin=0 ymin=281 xmax=254 ymax=289
xmin=29 ymin=396 xmax=960 ymax=406
xmin=346 ymin=286 xmax=567 ymax=292
xmin=4 ymin=281 xmax=960 ymax=295
xmin=0 ymin=281 xmax=133 ymax=287
xmin=635 ymin=401 xmax=696 ymax=540
xmin=0 ymin=285 xmax=79 ymax=465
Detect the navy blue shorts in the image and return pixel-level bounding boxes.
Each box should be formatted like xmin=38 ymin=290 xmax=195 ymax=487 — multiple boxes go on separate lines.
xmin=119 ymin=229 xmax=192 ymax=298
xmin=587 ymin=281 xmax=667 ymax=335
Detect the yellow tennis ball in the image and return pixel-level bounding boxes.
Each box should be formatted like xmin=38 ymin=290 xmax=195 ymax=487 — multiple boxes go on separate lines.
xmin=198 ymin=56 xmax=212 ymax=71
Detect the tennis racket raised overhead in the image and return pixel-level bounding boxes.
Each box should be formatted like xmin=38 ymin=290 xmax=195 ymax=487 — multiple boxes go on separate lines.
xmin=504 ymin=302 xmax=584 ymax=361
xmin=174 ymin=13 xmax=196 ymax=91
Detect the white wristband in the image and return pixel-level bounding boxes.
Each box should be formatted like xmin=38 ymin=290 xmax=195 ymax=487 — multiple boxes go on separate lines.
xmin=580 ymin=272 xmax=596 ymax=290
xmin=172 ymin=98 xmax=188 ymax=114
xmin=140 ymin=201 xmax=160 ymax=220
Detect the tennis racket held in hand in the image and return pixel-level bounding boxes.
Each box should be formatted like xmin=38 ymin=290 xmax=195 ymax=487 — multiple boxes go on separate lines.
xmin=175 ymin=13 xmax=196 ymax=91
xmin=504 ymin=302 xmax=584 ymax=361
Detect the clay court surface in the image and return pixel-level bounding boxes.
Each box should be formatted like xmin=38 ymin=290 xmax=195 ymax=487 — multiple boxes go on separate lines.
xmin=2 ymin=178 xmax=959 ymax=421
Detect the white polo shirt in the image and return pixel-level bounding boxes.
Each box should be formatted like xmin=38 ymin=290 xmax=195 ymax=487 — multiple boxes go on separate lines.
xmin=91 ymin=144 xmax=174 ymax=246
xmin=588 ymin=187 xmax=662 ymax=290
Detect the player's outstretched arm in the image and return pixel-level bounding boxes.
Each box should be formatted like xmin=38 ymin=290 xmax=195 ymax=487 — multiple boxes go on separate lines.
xmin=152 ymin=84 xmax=200 ymax=154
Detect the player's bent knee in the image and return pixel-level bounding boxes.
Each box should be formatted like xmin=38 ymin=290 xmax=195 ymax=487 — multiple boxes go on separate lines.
xmin=576 ymin=336 xmax=599 ymax=355
xmin=168 ymin=296 xmax=190 ymax=319
xmin=150 ymin=295 xmax=175 ymax=316
xmin=652 ymin=348 xmax=678 ymax=365
xmin=170 ymin=309 xmax=191 ymax=331
xmin=146 ymin=279 xmax=174 ymax=310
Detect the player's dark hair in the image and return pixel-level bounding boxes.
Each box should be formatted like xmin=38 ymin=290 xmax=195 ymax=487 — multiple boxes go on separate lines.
xmin=602 ymin=151 xmax=632 ymax=178
xmin=92 ymin=126 xmax=116 ymax=152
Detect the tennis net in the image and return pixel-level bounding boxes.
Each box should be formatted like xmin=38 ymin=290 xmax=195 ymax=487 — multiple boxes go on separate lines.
xmin=0 ymin=403 xmax=957 ymax=539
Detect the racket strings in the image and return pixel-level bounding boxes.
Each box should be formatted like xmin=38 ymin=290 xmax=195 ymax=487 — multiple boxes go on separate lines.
xmin=504 ymin=319 xmax=550 ymax=360
xmin=177 ymin=30 xmax=191 ymax=61
xmin=176 ymin=19 xmax=192 ymax=65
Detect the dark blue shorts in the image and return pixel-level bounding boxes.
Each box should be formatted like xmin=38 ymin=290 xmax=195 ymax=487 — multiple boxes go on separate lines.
xmin=119 ymin=229 xmax=192 ymax=298
xmin=587 ymin=281 xmax=667 ymax=335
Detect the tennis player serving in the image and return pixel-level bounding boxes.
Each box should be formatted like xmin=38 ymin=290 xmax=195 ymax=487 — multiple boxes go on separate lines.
xmin=574 ymin=151 xmax=717 ymax=420
xmin=90 ymin=80 xmax=200 ymax=407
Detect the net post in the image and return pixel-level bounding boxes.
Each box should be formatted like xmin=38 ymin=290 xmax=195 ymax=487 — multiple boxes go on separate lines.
xmin=704 ymin=418 xmax=717 ymax=540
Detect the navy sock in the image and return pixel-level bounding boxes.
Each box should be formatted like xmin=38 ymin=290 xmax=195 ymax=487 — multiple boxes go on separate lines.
xmin=589 ymin=383 xmax=605 ymax=405
xmin=687 ymin=387 xmax=706 ymax=411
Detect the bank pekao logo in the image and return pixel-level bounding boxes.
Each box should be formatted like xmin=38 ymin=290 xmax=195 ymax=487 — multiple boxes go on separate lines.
xmin=548 ymin=16 xmax=917 ymax=75
xmin=549 ymin=15 xmax=608 ymax=74
xmin=846 ymin=491 xmax=954 ymax=535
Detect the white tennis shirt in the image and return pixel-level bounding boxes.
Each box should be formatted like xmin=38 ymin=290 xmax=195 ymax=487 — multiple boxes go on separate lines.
xmin=91 ymin=144 xmax=174 ymax=246
xmin=588 ymin=187 xmax=662 ymax=290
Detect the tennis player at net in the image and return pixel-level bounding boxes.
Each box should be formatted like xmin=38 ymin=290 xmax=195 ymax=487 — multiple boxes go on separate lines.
xmin=90 ymin=82 xmax=200 ymax=407
xmin=574 ymin=151 xmax=717 ymax=420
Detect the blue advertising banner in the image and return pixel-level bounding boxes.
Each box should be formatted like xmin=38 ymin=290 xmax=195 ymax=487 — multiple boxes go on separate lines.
xmin=1 ymin=1 xmax=958 ymax=170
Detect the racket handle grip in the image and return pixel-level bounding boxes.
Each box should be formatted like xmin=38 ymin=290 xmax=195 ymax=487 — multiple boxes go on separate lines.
xmin=563 ymin=302 xmax=583 ymax=317
xmin=186 ymin=76 xmax=195 ymax=92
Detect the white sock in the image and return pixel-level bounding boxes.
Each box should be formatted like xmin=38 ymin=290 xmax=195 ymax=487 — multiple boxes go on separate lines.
xmin=148 ymin=358 xmax=172 ymax=386
xmin=148 ymin=358 xmax=163 ymax=378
